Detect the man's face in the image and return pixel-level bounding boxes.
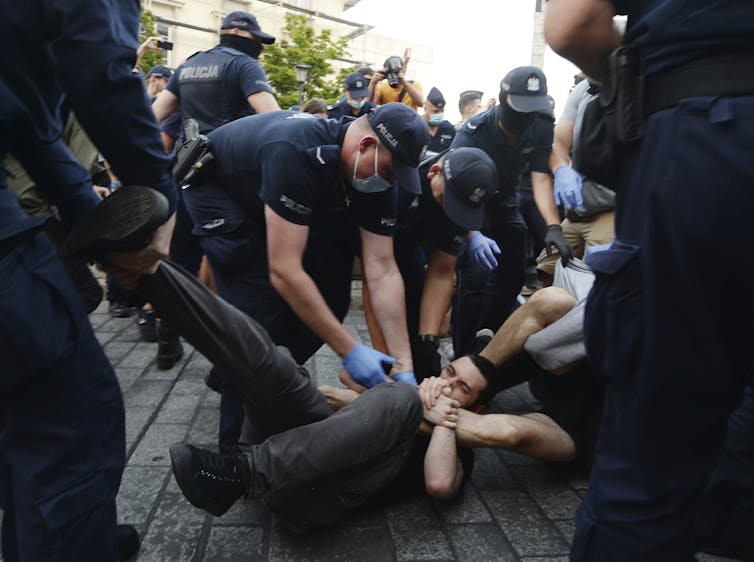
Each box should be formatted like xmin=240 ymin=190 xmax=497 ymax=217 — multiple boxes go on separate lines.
xmin=439 ymin=356 xmax=487 ymax=408
xmin=426 ymin=160 xmax=445 ymax=206
xmin=423 ymin=100 xmax=442 ymax=123
xmin=463 ymin=98 xmax=481 ymax=118
xmin=345 ymin=89 xmax=367 ymax=106
xmin=147 ymin=75 xmax=168 ymax=97
xmin=344 ymin=138 xmax=396 ymax=186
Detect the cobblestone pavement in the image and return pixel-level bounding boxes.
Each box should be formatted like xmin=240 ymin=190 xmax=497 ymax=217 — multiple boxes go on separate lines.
xmin=85 ymin=286 xmax=737 ymax=562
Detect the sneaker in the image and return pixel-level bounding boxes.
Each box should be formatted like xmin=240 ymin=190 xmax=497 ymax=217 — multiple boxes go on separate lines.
xmin=108 ymin=300 xmax=134 ymax=318
xmin=204 ymin=366 xmax=223 ymax=393
xmin=472 ymin=328 xmax=494 ymax=354
xmin=66 ymin=185 xmax=169 ymax=260
xmin=169 ymin=443 xmax=251 ymax=516
xmin=137 ymin=308 xmax=158 ymax=342
xmin=116 ymin=524 xmax=141 ymax=561
xmin=156 ymin=321 xmax=183 ymax=369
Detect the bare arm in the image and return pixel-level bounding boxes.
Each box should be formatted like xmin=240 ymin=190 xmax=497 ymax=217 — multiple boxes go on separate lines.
xmin=369 ymin=72 xmax=385 ymax=104
xmin=265 ymin=205 xmax=357 ymax=357
xmin=152 ymin=89 xmax=180 ymax=125
xmin=424 ymin=424 xmax=464 ymax=499
xmin=544 ymin=0 xmax=621 ymax=80
xmin=247 ymin=91 xmax=281 ymax=114
xmin=399 ymin=74 xmax=424 ymax=107
xmin=418 ymin=248 xmax=457 ymax=335
xmin=531 ymin=171 xmax=561 ymax=226
xmin=360 ymin=227 xmax=413 ymax=373
xmin=549 ymin=119 xmax=575 ymax=173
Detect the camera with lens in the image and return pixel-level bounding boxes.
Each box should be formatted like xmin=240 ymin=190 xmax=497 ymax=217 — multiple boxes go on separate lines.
xmin=383 ymin=56 xmax=403 ymax=88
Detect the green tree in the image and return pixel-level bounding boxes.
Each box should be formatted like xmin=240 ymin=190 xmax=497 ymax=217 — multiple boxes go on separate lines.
xmin=138 ymin=9 xmax=166 ymax=74
xmin=261 ymin=13 xmax=351 ymax=108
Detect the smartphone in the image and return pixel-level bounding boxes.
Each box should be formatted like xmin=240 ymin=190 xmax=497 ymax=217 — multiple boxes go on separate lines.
xmin=157 ymin=40 xmax=173 ymax=51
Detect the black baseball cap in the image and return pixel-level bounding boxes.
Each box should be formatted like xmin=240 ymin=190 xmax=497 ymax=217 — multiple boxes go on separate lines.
xmin=367 ymin=103 xmax=430 ymax=195
xmin=147 ymin=65 xmax=172 ymax=79
xmin=441 ymin=147 xmax=497 ymax=231
xmin=499 ymin=66 xmax=550 ymax=113
xmin=221 ymin=11 xmax=275 ymax=44
xmin=426 ymin=86 xmax=446 ymax=109
xmin=344 ymin=72 xmax=369 ymax=98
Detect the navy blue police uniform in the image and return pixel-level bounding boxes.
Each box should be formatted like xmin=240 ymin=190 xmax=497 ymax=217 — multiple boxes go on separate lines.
xmin=394 ymin=152 xmax=467 ymax=338
xmin=450 ymin=108 xmax=552 ymax=355
xmin=571 ymin=1 xmax=754 ymax=560
xmin=426 ymin=121 xmax=456 ymax=157
xmin=183 ymin=111 xmax=398 ymax=444
xmin=0 ymin=0 xmax=176 ymax=558
xmin=327 ymin=99 xmax=375 ymax=120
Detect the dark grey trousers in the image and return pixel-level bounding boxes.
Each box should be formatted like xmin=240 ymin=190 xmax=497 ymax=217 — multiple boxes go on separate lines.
xmin=142 ymin=261 xmax=422 ymax=527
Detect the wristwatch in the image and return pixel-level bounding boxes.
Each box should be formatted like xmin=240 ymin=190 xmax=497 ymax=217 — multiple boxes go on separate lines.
xmin=417 ymin=334 xmax=439 ymax=348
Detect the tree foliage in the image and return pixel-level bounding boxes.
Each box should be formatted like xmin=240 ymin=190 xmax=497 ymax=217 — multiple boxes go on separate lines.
xmin=138 ymin=9 xmax=166 ymax=74
xmin=261 ymin=13 xmax=351 ymax=109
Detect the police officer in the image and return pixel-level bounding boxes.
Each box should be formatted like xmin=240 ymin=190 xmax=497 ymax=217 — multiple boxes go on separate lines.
xmin=545 ymin=1 xmax=754 ymax=560
xmin=182 ymin=103 xmax=428 ymax=448
xmin=450 ymin=66 xmax=572 ymax=356
xmin=392 ymin=147 xmax=497 ymax=381
xmin=0 ymin=0 xmax=177 ymax=558
xmin=153 ymin=10 xmax=280 ymax=133
xmin=422 ymin=87 xmax=456 ymax=157
xmin=327 ymin=72 xmax=375 ymax=119
xmin=145 ymin=64 xmax=172 ymax=100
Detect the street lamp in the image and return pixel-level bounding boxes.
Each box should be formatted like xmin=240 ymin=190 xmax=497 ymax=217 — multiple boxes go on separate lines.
xmin=295 ymin=63 xmax=311 ymax=107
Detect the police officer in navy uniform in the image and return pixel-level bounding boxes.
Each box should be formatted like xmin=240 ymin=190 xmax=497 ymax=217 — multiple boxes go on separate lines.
xmin=545 ymin=1 xmax=754 ymax=560
xmin=153 ymin=11 xmax=280 ymax=133
xmin=422 ymin=87 xmax=456 ymax=157
xmin=450 ymin=67 xmax=571 ymax=356
xmin=182 ymin=103 xmax=428 ymax=449
xmin=0 ymin=0 xmax=177 ymax=558
xmin=327 ymin=72 xmax=375 ymax=119
xmin=392 ymin=147 xmax=497 ymax=381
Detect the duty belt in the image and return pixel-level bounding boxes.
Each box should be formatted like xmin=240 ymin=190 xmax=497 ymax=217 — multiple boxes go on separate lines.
xmin=645 ymin=50 xmax=754 ymax=115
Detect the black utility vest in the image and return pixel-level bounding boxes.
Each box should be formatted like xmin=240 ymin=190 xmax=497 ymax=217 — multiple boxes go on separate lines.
xmin=177 ymin=46 xmax=254 ymax=134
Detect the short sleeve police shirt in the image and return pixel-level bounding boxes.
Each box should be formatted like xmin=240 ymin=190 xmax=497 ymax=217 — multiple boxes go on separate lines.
xmin=426 ymin=121 xmax=456 ymax=157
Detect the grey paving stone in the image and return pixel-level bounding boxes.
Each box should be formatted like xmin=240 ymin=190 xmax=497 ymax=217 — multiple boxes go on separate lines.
xmin=125 ymin=406 xmax=156 ymax=444
xmin=137 ymin=492 xmax=205 ymax=562
xmin=312 ymin=351 xmax=343 ymax=387
xmin=470 ymin=448 xmax=519 ymax=490
xmin=123 ymin=341 xmax=162 ymax=370
xmin=520 ymin=557 xmax=569 ymax=562
xmin=509 ymin=465 xmax=583 ymax=520
xmin=188 ymin=408 xmax=220 ymax=445
xmin=115 ymin=366 xmax=143 ymax=394
xmin=155 ymin=383 xmax=205 ymax=424
xmin=124 ymin=379 xmax=172 ymax=408
xmin=89 ymin=312 xmax=110 ymax=329
xmin=95 ymin=331 xmax=116 ymax=346
xmin=215 ymin=498 xmax=269 ymax=525
xmin=268 ymin=522 xmax=394 ymax=562
xmin=553 ymin=519 xmax=575 ymax=546
xmin=204 ymin=526 xmax=264 ymax=561
xmin=104 ymin=340 xmax=136 ymax=365
xmin=202 ymin=389 xmax=222 ymax=409
xmin=116 ymin=466 xmax=170 ymax=526
xmin=446 ymin=523 xmax=517 ymax=561
xmin=115 ymin=323 xmax=143 ymax=343
xmin=485 ymin=490 xmax=570 ymax=557
xmin=495 ymin=448 xmax=540 ymax=467
xmin=434 ymin=485 xmax=492 ymax=524
xmin=695 ymin=553 xmax=743 ymax=562
xmin=384 ymin=495 xmax=441 ymax=530
xmin=391 ymin=526 xmax=453 ymax=561
xmin=129 ymin=423 xmax=188 ymax=466
xmin=98 ymin=316 xmax=135 ymax=333
xmin=185 ymin=348 xmax=212 ymax=371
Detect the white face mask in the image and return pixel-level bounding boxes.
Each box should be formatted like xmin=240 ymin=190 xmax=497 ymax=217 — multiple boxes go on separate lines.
xmin=352 ymin=144 xmax=392 ymax=193
xmin=348 ymin=98 xmax=366 ymax=110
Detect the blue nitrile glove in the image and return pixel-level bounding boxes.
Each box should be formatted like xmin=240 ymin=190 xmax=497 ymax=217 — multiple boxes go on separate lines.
xmin=392 ymin=371 xmax=418 ymax=386
xmin=553 ymin=164 xmax=584 ymax=210
xmin=343 ymin=343 xmax=395 ymax=389
xmin=468 ymin=232 xmax=501 ymax=272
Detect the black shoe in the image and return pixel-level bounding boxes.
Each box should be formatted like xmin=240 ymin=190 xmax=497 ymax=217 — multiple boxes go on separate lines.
xmin=169 ymin=443 xmax=251 ymax=516
xmin=116 ymin=524 xmax=141 ymax=561
xmin=204 ymin=366 xmax=223 ymax=393
xmin=138 ymin=308 xmax=158 ymax=342
xmin=109 ymin=300 xmax=134 ymax=318
xmin=156 ymin=321 xmax=183 ymax=369
xmin=471 ymin=328 xmax=494 ymax=355
xmin=66 ymin=185 xmax=169 ymax=260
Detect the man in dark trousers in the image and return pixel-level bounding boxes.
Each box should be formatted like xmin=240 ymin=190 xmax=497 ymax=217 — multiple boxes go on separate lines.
xmin=546 ymin=1 xmax=754 ymax=559
xmin=0 ymin=0 xmax=177 ymax=558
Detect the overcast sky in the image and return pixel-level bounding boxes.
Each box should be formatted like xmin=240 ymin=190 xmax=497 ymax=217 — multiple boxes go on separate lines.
xmin=343 ymin=0 xmax=580 ymax=123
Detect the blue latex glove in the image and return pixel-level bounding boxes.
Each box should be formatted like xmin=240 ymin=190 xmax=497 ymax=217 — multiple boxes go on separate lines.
xmin=343 ymin=343 xmax=395 ymax=389
xmin=468 ymin=232 xmax=501 ymax=272
xmin=553 ymin=164 xmax=584 ymax=210
xmin=392 ymin=371 xmax=418 ymax=386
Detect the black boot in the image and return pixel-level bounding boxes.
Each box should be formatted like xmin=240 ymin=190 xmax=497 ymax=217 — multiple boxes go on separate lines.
xmin=156 ymin=320 xmax=183 ymax=369
xmin=169 ymin=443 xmax=258 ymax=516
xmin=204 ymin=366 xmax=223 ymax=393
xmin=116 ymin=524 xmax=141 ymax=561
xmin=137 ymin=308 xmax=158 ymax=342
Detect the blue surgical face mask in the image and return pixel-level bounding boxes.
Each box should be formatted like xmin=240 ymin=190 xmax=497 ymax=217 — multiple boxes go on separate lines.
xmin=348 ymin=98 xmax=366 ymax=110
xmin=428 ymin=113 xmax=444 ymax=126
xmin=352 ymin=144 xmax=392 ymax=193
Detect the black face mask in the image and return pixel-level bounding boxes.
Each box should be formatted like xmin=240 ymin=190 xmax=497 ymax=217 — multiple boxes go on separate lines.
xmin=497 ymin=102 xmax=536 ymax=135
xmin=220 ymin=34 xmax=263 ymax=59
